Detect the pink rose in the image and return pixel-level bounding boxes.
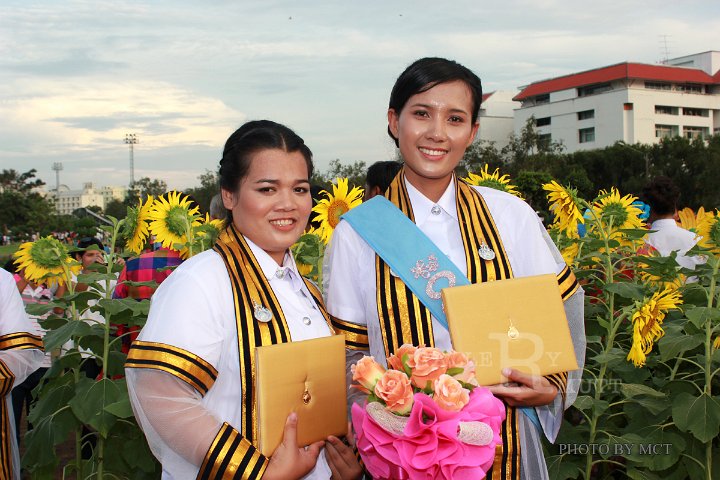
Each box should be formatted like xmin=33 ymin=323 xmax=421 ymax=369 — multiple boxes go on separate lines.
xmin=409 ymin=347 xmax=448 ymax=390
xmin=433 ymin=374 xmax=470 ymax=412
xmin=387 ymin=344 xmax=418 ymax=372
xmin=374 ymin=370 xmax=414 ymax=415
xmin=446 ymin=352 xmax=479 ymax=386
xmin=352 ymin=356 xmax=386 ymax=393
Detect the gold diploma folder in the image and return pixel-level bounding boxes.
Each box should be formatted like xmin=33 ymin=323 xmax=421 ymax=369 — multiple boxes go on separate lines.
xmin=255 ymin=334 xmax=347 ymax=457
xmin=442 ymin=273 xmax=578 ymax=386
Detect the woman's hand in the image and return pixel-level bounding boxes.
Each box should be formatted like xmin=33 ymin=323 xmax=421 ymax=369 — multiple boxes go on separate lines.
xmin=325 ymin=423 xmax=363 ymax=480
xmin=264 ymin=413 xmax=323 ymax=480
xmin=486 ymin=368 xmax=558 ymax=407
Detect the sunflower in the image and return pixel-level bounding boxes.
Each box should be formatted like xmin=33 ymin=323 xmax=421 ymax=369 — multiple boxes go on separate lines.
xmin=463 ymin=165 xmax=523 ymax=198
xmin=714 ymin=336 xmax=720 ymax=351
xmin=311 ymin=178 xmax=363 ymax=244
xmin=626 ymin=286 xmax=682 ymax=367
xmin=543 ymin=181 xmax=584 ymax=236
xmin=696 ymin=209 xmax=720 ymax=253
xmin=677 ymin=207 xmax=712 ymax=233
xmin=13 ymin=236 xmax=80 ymax=287
xmin=121 ymin=195 xmax=154 ymax=255
xmin=147 ymin=191 xmax=201 ymax=258
xmin=591 ymin=188 xmax=645 ymax=243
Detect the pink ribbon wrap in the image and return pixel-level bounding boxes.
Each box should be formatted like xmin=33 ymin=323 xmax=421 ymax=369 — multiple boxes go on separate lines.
xmin=352 ymin=388 xmax=506 ymax=480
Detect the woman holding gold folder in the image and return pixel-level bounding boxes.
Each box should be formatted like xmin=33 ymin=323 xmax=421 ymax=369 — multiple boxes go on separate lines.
xmin=324 ymin=58 xmax=586 ymax=480
xmin=126 ymin=121 xmax=362 ymax=480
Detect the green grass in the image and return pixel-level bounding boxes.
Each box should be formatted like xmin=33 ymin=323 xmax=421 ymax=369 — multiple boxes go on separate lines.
xmin=0 ymin=243 xmax=19 ymax=264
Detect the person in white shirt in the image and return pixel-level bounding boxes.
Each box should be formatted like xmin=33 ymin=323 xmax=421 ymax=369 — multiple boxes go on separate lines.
xmin=324 ymin=57 xmax=585 ymax=480
xmin=0 ymin=267 xmax=44 ymax=479
xmin=642 ymin=176 xmax=703 ymax=274
xmin=126 ymin=120 xmax=361 ymax=480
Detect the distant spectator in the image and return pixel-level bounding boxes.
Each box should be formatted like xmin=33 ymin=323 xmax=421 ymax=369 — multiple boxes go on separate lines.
xmin=363 ymin=160 xmax=402 ymax=201
xmin=209 ymin=193 xmax=225 ymax=220
xmin=642 ymin=176 xmax=704 ymax=274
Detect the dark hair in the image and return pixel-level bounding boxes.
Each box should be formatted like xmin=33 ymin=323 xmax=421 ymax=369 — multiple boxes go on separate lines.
xmin=366 ymin=161 xmax=402 ymax=193
xmin=387 ymin=57 xmax=483 ymax=147
xmin=643 ymin=176 xmax=680 ymax=216
xmin=75 ymin=237 xmax=104 ymax=259
xmin=219 ymin=120 xmax=314 ymax=221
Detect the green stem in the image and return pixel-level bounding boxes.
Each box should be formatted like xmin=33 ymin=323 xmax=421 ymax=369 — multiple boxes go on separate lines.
xmin=703 ymin=258 xmax=718 ymax=480
xmin=584 ymin=214 xmax=617 ymax=480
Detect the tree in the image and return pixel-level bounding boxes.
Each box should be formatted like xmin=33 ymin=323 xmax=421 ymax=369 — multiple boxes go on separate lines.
xmin=104 ymin=198 xmax=127 ymax=220
xmin=185 ymin=170 xmax=219 ymax=214
xmin=0 ymin=169 xmax=55 ymax=239
xmin=311 ymin=159 xmax=367 ymax=190
xmin=125 ymin=177 xmax=168 ymax=205
xmin=0 ymin=168 xmax=45 ymax=192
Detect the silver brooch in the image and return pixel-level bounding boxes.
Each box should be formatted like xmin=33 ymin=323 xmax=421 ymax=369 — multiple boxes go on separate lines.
xmin=425 ymin=270 xmax=457 ymax=300
xmin=253 ymin=301 xmax=273 ymax=322
xmin=411 ymin=254 xmax=439 ymax=279
xmin=479 ymin=243 xmax=496 ymax=261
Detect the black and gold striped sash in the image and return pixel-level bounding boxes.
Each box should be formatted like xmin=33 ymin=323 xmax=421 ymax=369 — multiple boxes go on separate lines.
xmin=212 ymin=224 xmax=333 ymax=445
xmin=377 ymin=170 xmax=514 ymax=357
xmin=377 ymin=170 xmax=521 ymax=479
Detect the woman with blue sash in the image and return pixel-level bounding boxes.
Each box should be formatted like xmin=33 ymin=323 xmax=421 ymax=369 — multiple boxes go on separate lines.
xmin=324 ymin=58 xmax=586 ymax=480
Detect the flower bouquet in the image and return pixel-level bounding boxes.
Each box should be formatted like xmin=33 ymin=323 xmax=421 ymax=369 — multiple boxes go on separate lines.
xmin=350 ymin=345 xmax=505 ymax=480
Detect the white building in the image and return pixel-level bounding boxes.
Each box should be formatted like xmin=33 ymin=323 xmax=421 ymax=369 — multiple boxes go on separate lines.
xmin=477 ymin=91 xmax=521 ymax=148
xmin=48 ymin=183 xmax=127 ymax=215
xmin=513 ymin=51 xmax=720 ymax=152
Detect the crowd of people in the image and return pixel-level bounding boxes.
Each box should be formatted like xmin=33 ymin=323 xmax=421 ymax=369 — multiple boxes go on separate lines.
xmin=0 ymin=56 xmax=706 ymax=480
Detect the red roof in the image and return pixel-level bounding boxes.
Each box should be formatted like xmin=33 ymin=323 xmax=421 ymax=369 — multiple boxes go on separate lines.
xmin=514 ymin=62 xmax=718 ymax=101
xmin=481 ymin=92 xmax=493 ymax=104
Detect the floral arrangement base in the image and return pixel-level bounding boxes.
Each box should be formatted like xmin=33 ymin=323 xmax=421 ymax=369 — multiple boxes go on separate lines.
xmin=352 ymin=389 xmax=505 ymax=480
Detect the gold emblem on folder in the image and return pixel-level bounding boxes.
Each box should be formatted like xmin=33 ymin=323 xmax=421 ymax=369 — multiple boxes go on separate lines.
xmin=507 ymin=319 xmax=519 ymax=340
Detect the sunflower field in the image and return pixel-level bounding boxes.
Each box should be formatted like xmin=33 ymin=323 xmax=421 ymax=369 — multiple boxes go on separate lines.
xmin=10 ymin=172 xmax=720 ymax=479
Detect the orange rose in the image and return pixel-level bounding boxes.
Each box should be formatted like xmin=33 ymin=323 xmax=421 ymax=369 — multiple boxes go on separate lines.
xmin=433 ymin=374 xmax=470 ymax=412
xmin=446 ymin=352 xmax=478 ymax=386
xmin=374 ymin=370 xmax=414 ymax=415
xmin=351 ymin=356 xmax=385 ymax=393
xmin=409 ymin=347 xmax=448 ymax=390
xmin=387 ymin=344 xmax=418 ymax=372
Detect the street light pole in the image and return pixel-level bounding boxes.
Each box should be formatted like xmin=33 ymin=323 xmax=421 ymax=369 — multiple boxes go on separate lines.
xmin=124 ymin=133 xmax=138 ymax=187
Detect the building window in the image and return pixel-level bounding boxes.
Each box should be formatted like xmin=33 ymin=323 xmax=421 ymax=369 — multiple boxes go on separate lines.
xmin=682 ymin=107 xmax=708 ymax=117
xmin=578 ymin=83 xmax=612 ymax=97
xmin=655 ymin=124 xmax=679 ymax=138
xmin=683 ymin=126 xmax=709 ymax=140
xmin=655 ymin=105 xmax=679 ymax=115
xmin=538 ymin=134 xmax=551 ymax=149
xmin=579 ymin=127 xmax=595 ymax=143
xmin=677 ymin=84 xmax=703 ymax=94
xmin=623 ymin=103 xmax=633 ymax=110
xmin=535 ymin=116 xmax=551 ymax=127
xmin=645 ymin=81 xmax=671 ymax=90
xmin=577 ymin=110 xmax=594 ymax=120
xmin=535 ymin=94 xmax=550 ymax=105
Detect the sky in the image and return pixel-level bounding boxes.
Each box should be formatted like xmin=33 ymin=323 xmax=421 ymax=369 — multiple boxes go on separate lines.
xmin=1 ymin=0 xmax=719 ymax=192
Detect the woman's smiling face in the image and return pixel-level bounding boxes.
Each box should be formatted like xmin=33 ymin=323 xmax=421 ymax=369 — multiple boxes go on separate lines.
xmin=388 ymin=80 xmax=478 ymax=193
xmin=222 ymin=148 xmax=312 ymax=265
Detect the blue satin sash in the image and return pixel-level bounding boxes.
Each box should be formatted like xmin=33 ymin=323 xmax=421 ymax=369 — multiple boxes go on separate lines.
xmin=341 ymin=195 xmax=542 ymax=431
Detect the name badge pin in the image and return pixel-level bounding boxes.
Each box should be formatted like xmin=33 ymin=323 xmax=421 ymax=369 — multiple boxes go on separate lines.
xmin=479 ymin=243 xmax=496 ymax=261
xmin=253 ymin=302 xmax=273 ymax=322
